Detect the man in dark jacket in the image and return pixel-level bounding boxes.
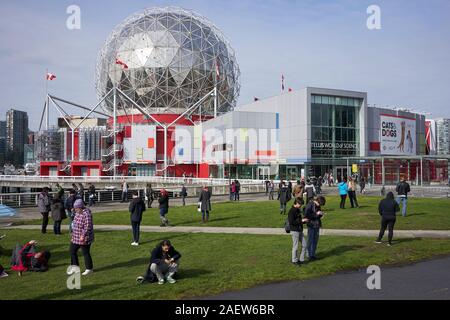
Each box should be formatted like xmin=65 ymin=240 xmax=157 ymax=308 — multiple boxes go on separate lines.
xmin=158 ymin=189 xmax=170 ymax=227
xmin=180 ymin=184 xmax=187 ymax=206
xmin=65 ymin=189 xmax=81 ymax=233
xmin=198 ymin=186 xmax=212 ymax=223
xmin=375 ymin=192 xmax=400 ymax=246
xmin=234 ymin=180 xmax=241 ymax=201
xmin=278 ymin=184 xmax=291 ymax=214
xmin=37 ymin=187 xmax=51 ymax=234
xmin=136 ymin=240 xmax=181 ymax=285
xmin=304 ymin=196 xmax=326 ymax=261
xmin=129 ymin=191 xmax=146 ymax=246
xmin=288 ymin=199 xmax=308 ymax=265
xmin=395 ymin=178 xmax=411 ymax=217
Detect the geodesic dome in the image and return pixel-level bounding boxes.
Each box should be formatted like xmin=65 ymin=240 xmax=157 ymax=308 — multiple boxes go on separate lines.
xmin=95 ymin=6 xmax=240 ymax=116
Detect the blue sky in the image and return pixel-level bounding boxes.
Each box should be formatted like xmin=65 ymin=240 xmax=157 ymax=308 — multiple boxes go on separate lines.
xmin=1 ymin=0 xmax=449 ymax=130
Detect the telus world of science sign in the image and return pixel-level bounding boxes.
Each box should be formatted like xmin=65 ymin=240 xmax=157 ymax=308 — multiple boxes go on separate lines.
xmin=380 ymin=114 xmax=416 ymax=155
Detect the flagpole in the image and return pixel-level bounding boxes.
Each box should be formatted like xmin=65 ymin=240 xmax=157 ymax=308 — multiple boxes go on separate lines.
xmin=45 ymin=68 xmax=49 ymax=130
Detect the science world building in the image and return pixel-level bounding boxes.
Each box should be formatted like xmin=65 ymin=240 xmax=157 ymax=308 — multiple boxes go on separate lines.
xmin=37 ymin=6 xmax=448 ymax=184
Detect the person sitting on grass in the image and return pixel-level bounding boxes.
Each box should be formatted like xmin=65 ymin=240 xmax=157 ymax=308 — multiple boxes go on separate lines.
xmin=0 ymin=234 xmax=7 ymax=278
xmin=136 ymin=240 xmax=181 ymax=285
xmin=11 ymin=240 xmax=51 ymax=276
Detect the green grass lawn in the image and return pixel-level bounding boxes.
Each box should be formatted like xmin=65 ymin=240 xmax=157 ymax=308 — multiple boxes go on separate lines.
xmin=1 ymin=229 xmax=450 ymax=299
xmin=16 ymin=196 xmax=450 ymax=230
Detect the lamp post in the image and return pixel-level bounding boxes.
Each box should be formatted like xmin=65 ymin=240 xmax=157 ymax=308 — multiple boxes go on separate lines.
xmin=227 ymin=144 xmax=233 ymax=181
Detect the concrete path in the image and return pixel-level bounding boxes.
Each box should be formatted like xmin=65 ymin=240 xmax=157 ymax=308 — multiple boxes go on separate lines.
xmin=3 ymin=224 xmax=450 ymax=239
xmin=202 ymin=255 xmax=450 ymax=300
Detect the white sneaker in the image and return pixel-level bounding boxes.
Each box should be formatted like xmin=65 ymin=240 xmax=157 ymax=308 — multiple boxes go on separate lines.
xmin=0 ymin=271 xmax=8 ymax=278
xmin=82 ymin=269 xmax=93 ymax=276
xmin=66 ymin=265 xmax=80 ymax=275
xmin=131 ymin=242 xmax=139 ymax=246
xmin=158 ymin=279 xmax=165 ymax=285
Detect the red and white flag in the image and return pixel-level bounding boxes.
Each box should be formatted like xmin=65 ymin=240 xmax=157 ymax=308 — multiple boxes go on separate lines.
xmin=281 ymin=74 xmax=285 ymax=92
xmin=288 ymin=88 xmax=293 ymax=92
xmin=46 ymin=73 xmax=56 ymax=80
xmin=115 ymin=58 xmax=128 ymax=69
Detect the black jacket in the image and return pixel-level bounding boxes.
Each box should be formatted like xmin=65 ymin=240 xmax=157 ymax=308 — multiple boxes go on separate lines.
xmin=64 ymin=195 xmax=81 ymax=210
xmin=278 ymin=186 xmax=291 ymax=204
xmin=378 ymin=198 xmax=400 ymax=217
xmin=288 ymin=207 xmax=304 ymax=232
xmin=150 ymin=246 xmax=181 ymax=265
xmin=129 ymin=197 xmax=146 ymax=222
xmin=304 ymin=201 xmax=322 ymax=228
xmin=181 ymin=187 xmax=187 ymax=197
xmin=396 ymin=181 xmax=410 ymax=198
xmin=158 ymin=194 xmax=169 ymax=211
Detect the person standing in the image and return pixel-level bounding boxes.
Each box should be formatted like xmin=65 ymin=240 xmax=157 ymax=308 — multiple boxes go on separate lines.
xmin=55 ymin=183 xmax=64 ymax=198
xmin=287 ymin=181 xmax=293 ymax=196
xmin=395 ymin=178 xmax=411 ymax=217
xmin=347 ymin=177 xmax=359 ymax=208
xmin=337 ymin=177 xmax=348 ymax=209
xmin=37 ymin=187 xmax=51 ymax=234
xmin=145 ymin=183 xmax=154 ymax=208
xmin=129 ymin=191 xmax=146 ymax=246
xmin=375 ymin=192 xmax=400 ymax=246
xmin=67 ymin=199 xmax=94 ymax=276
xmin=121 ymin=180 xmax=129 ymax=203
xmin=268 ymin=180 xmax=275 ymax=200
xmin=234 ymin=180 xmax=241 ymax=201
xmin=265 ymin=179 xmax=270 ymax=195
xmin=359 ymin=177 xmax=366 ymax=194
xmin=64 ymin=189 xmax=80 ymax=233
xmin=50 ymin=194 xmax=66 ymax=235
xmin=292 ymin=180 xmax=304 ymax=201
xmin=198 ymin=185 xmax=212 ymax=223
xmin=304 ymin=196 xmax=326 ymax=261
xmin=288 ymin=199 xmax=309 ymax=265
xmin=158 ymin=189 xmax=170 ymax=227
xmin=180 ymin=184 xmax=187 ymax=206
xmin=88 ymin=183 xmax=96 ymax=207
xmin=278 ymin=183 xmax=290 ymax=214
xmin=316 ymin=176 xmax=323 ymax=195
xmin=77 ymin=183 xmax=85 ymax=203
xmin=304 ymin=179 xmax=316 ymax=203
xmin=229 ymin=181 xmax=235 ymax=201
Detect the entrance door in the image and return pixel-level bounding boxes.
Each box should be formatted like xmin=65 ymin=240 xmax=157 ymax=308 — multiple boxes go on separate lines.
xmin=335 ymin=166 xmax=348 ymax=179
xmin=258 ymin=166 xmax=270 ymax=180
xmin=286 ymin=166 xmax=298 ymax=180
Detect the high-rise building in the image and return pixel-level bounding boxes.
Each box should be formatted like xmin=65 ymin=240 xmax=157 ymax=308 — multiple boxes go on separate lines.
xmin=0 ymin=120 xmax=6 ymax=166
xmin=436 ymin=118 xmax=450 ymax=155
xmin=6 ymin=109 xmax=29 ymax=166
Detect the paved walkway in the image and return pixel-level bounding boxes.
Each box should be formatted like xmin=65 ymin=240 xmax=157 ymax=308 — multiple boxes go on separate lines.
xmin=3 ymin=224 xmax=450 ymax=238
xmin=202 ymin=255 xmax=450 ymax=300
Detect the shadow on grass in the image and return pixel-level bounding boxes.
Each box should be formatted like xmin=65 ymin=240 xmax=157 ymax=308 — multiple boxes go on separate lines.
xmin=33 ymin=281 xmax=123 ymax=300
xmin=318 ymin=245 xmax=365 ymax=259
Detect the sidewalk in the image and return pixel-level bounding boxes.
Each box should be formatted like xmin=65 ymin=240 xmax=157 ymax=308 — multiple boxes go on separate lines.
xmin=3 ymin=224 xmax=450 ymax=239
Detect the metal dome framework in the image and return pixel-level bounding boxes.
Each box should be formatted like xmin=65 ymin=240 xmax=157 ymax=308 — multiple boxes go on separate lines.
xmin=95 ymin=6 xmax=240 ymax=116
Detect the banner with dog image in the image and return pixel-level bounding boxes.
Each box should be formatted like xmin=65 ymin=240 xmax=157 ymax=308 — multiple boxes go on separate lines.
xmin=380 ymin=114 xmax=416 ymax=155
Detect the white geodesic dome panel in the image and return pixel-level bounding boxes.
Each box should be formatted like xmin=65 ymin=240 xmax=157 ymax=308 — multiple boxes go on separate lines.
xmin=95 ymin=6 xmax=240 ymax=116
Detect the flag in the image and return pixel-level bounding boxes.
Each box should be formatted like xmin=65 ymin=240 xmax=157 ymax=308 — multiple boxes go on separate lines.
xmin=215 ymin=59 xmax=220 ymax=81
xmin=115 ymin=58 xmax=128 ymax=69
xmin=281 ymin=74 xmax=285 ymax=91
xmin=254 ymin=97 xmax=259 ymax=101
xmin=46 ymin=73 xmax=56 ymax=80
xmin=288 ymin=88 xmax=293 ymax=92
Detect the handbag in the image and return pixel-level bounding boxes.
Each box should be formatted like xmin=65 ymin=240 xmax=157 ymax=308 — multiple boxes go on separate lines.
xmin=284 ymin=219 xmax=290 ymax=233
xmin=197 ymin=202 xmax=202 ymax=212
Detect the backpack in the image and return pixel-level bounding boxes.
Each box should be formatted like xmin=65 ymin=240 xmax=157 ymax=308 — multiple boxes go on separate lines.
xmin=284 ymin=219 xmax=290 ymax=233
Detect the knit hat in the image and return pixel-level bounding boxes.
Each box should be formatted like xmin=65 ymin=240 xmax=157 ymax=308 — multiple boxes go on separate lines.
xmin=73 ymin=199 xmax=85 ymax=209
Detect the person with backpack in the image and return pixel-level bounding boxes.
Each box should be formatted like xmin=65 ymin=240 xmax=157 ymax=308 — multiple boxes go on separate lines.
xmin=375 ymin=192 xmax=400 ymax=246
xmin=287 ymin=199 xmax=309 ymax=266
xmin=278 ymin=182 xmax=290 ymax=214
xmin=304 ymin=179 xmax=316 ymax=203
xmin=50 ymin=193 xmax=66 ymax=235
xmin=136 ymin=240 xmax=181 ymax=285
xmin=158 ymin=189 xmax=170 ymax=227
xmin=198 ymin=185 xmax=212 ymax=223
xmin=37 ymin=187 xmax=51 ymax=234
xmin=129 ymin=191 xmax=146 ymax=246
xmin=396 ymin=178 xmax=411 ymax=217
xmin=337 ymin=177 xmax=348 ymax=209
xmin=304 ymin=196 xmax=326 ymax=261
xmin=347 ymin=177 xmax=359 ymax=208
xmin=180 ymin=184 xmax=187 ymax=206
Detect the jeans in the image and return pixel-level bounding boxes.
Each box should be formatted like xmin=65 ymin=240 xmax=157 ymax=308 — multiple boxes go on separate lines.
xmin=229 ymin=192 xmax=234 ymax=201
xmin=234 ymin=192 xmax=240 ymax=201
xmin=201 ymin=210 xmax=209 ymax=222
xmin=159 ymin=208 xmax=169 ymax=226
xmin=307 ymin=227 xmax=320 ymax=258
xmin=150 ymin=261 xmax=179 ymax=281
xmin=121 ymin=191 xmax=128 ymax=202
xmin=291 ymin=231 xmax=308 ymax=263
xmin=280 ymin=203 xmax=287 ymax=214
xmin=348 ymin=191 xmax=359 ymax=208
xmin=88 ymin=195 xmax=95 ymax=207
xmin=41 ymin=212 xmax=49 ymax=233
xmin=70 ymin=243 xmax=93 ymax=270
xmin=53 ymin=220 xmax=62 ymax=235
xmin=339 ymin=195 xmax=347 ymax=209
xmin=182 ymin=196 xmax=186 ymax=206
xmin=396 ymin=197 xmax=408 ymax=217
xmin=67 ymin=209 xmax=73 ymax=233
xmin=377 ymin=216 xmax=396 ymax=244
xmin=131 ymin=221 xmax=140 ymax=243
